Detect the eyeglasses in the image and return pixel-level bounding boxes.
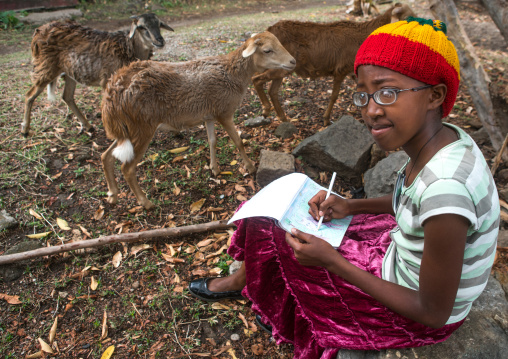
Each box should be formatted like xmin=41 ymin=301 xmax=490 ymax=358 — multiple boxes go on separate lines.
xmin=352 ymin=85 xmax=432 ymax=107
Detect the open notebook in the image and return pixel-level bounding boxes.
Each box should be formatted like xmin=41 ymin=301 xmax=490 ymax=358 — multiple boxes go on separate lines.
xmin=228 ymin=173 xmax=352 ymax=248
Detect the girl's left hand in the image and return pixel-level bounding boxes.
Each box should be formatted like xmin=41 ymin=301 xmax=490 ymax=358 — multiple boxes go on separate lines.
xmin=285 ymin=228 xmax=344 ymax=269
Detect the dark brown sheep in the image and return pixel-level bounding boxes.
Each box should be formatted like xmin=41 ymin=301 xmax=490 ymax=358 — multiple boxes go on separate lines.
xmin=100 ymin=31 xmax=296 ymax=210
xmin=22 ymin=13 xmax=173 ymax=136
xmin=253 ymin=3 xmax=415 ymax=125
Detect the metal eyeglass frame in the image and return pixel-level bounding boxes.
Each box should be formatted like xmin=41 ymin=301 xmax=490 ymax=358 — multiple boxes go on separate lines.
xmin=352 ymin=84 xmax=432 ymax=107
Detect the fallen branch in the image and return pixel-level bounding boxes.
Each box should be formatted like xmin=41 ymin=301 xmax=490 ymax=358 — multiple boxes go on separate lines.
xmin=0 ymin=220 xmax=234 ymax=266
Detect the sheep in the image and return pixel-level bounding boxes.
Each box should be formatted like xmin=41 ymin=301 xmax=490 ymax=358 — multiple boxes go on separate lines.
xmin=252 ymin=3 xmax=415 ymax=126
xmin=100 ymin=31 xmax=296 ymax=210
xmin=22 ymin=13 xmax=173 ymax=137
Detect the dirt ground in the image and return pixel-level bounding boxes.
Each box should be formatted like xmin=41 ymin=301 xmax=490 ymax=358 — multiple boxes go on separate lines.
xmin=0 ymin=0 xmax=507 ymax=358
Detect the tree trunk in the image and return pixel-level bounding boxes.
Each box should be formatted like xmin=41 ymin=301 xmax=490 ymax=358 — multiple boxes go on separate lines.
xmin=430 ymin=0 xmax=505 ymax=154
xmin=480 ymin=0 xmax=508 ymax=43
xmin=0 ymin=220 xmax=234 ymax=265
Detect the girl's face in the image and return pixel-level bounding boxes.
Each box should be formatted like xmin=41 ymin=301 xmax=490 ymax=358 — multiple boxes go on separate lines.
xmin=356 ymin=65 xmax=439 ymax=154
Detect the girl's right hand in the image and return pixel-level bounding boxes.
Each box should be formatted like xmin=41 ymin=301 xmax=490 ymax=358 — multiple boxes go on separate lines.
xmin=308 ymin=190 xmax=351 ymax=221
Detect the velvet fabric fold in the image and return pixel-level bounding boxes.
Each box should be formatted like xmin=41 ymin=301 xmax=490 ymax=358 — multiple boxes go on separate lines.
xmin=228 ymin=213 xmax=464 ymax=359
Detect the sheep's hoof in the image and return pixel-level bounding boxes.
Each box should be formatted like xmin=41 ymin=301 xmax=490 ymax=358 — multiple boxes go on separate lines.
xmin=246 ymin=162 xmax=257 ymax=175
xmin=21 ymin=129 xmax=34 ymax=138
xmin=106 ymin=195 xmax=118 ymax=205
xmin=142 ymin=200 xmax=155 ymax=210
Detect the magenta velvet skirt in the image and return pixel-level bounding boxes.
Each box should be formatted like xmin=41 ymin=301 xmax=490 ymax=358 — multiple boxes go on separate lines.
xmin=227 ymin=213 xmax=464 ymax=359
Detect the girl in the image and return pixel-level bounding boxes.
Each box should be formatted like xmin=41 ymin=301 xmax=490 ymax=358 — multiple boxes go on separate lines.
xmin=189 ymin=18 xmax=500 ymax=358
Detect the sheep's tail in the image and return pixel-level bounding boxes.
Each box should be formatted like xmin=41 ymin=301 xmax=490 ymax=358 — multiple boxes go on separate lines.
xmin=47 ymin=79 xmax=57 ymax=102
xmin=112 ymin=140 xmax=135 ymax=163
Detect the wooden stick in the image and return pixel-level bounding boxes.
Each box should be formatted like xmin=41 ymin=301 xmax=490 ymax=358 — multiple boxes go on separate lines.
xmin=491 ymin=131 xmax=508 ymax=175
xmin=0 ymin=220 xmax=234 ymax=266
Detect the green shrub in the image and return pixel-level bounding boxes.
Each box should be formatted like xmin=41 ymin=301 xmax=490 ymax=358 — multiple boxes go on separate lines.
xmin=0 ymin=11 xmax=23 ymax=30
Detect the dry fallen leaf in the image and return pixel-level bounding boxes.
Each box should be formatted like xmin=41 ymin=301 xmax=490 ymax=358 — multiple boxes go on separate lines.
xmin=49 ymin=317 xmax=57 ymax=345
xmin=130 ymin=243 xmax=151 ymax=255
xmin=230 ymin=160 xmax=238 ymax=165
xmin=169 ymin=146 xmax=189 ymax=154
xmin=197 ymin=238 xmax=213 ymax=247
xmin=79 ymin=225 xmax=91 ymax=238
xmin=29 ymin=208 xmax=43 ymax=220
xmin=38 ymin=337 xmax=54 ymax=354
xmin=0 ymin=293 xmax=22 ymax=305
xmin=161 ymin=253 xmax=185 ymax=263
xmin=209 ymin=267 xmax=222 ymax=276
xmin=220 ymin=171 xmax=233 ymax=175
xmin=56 ymin=218 xmax=71 ymax=231
xmin=91 ymin=276 xmax=98 ymax=291
xmin=94 ymin=207 xmax=105 ymax=221
xmin=236 ymin=194 xmax=247 ymax=201
xmin=100 ymin=310 xmax=108 ymax=340
xmin=26 ymin=231 xmax=51 ymax=239
xmin=173 ymin=183 xmax=181 ymax=195
xmin=112 ymin=251 xmax=122 ymax=268
xmin=234 ymin=184 xmax=246 ymax=192
xmin=211 ymin=302 xmax=230 ymax=310
xmin=190 ymin=198 xmax=206 ymax=213
xmin=227 ymin=341 xmax=238 ymax=359
xmin=238 ymin=312 xmax=249 ymax=329
xmin=251 ymin=344 xmax=264 ymax=355
xmin=100 ymin=345 xmax=115 ymax=359
xmin=192 ymin=269 xmax=207 ymax=276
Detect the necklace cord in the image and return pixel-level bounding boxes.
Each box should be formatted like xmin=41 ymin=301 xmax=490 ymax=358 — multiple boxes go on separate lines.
xmin=404 ymin=125 xmax=444 ymax=186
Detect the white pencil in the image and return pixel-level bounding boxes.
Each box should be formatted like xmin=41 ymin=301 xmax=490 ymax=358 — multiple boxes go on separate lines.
xmin=317 ymin=172 xmax=337 ymax=230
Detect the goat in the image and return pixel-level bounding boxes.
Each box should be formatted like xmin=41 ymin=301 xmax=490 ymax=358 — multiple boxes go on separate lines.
xmin=22 ymin=13 xmax=173 ymax=137
xmin=253 ymin=3 xmax=415 ymax=126
xmin=100 ymin=31 xmax=296 ymax=210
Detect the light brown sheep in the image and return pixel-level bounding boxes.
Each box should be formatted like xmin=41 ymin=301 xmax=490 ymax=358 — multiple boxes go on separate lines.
xmin=253 ymin=3 xmax=415 ymax=126
xmin=22 ymin=13 xmax=173 ymax=136
xmin=101 ymin=31 xmax=296 ymax=210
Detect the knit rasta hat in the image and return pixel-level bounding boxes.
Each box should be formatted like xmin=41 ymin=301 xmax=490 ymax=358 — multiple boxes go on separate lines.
xmin=354 ymin=17 xmax=460 ymax=118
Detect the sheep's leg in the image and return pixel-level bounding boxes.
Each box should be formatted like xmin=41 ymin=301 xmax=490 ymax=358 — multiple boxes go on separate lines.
xmin=252 ymin=71 xmax=274 ymax=118
xmin=267 ymin=77 xmax=287 ymax=122
xmin=205 ymin=120 xmax=220 ymax=176
xmin=323 ymin=73 xmax=347 ymax=126
xmin=101 ymin=140 xmax=120 ymax=205
xmin=62 ymin=75 xmax=94 ymax=132
xmin=120 ymin=139 xmax=155 ymax=210
xmin=22 ymin=83 xmax=46 ymax=137
xmin=219 ymin=116 xmax=256 ymax=174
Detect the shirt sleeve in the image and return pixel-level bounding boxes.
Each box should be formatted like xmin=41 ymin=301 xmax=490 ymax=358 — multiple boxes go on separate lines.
xmin=419 ymin=179 xmax=477 ymax=229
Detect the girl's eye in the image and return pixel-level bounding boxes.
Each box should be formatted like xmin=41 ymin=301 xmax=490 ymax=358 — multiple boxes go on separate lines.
xmin=379 ymin=89 xmax=396 ymax=100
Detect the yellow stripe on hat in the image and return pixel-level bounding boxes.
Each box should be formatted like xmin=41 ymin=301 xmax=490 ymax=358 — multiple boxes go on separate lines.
xmin=371 ymin=21 xmax=460 ymax=77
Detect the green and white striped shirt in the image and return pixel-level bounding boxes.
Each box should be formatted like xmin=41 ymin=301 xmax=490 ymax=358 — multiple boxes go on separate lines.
xmin=382 ymin=123 xmax=500 ymax=324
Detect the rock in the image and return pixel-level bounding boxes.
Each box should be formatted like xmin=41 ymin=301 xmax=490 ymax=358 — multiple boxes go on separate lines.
xmin=497 ymin=229 xmax=508 ymax=247
xmin=369 ymin=143 xmax=386 ymax=168
xmin=231 ymin=333 xmax=240 ymax=341
xmin=132 ymin=281 xmax=140 ymax=289
xmin=244 ymin=116 xmax=271 ymax=128
xmin=274 ymin=122 xmax=298 ymax=139
xmin=256 ymin=150 xmax=295 ymax=187
xmin=0 ymin=210 xmax=18 ymax=231
xmin=229 ymin=260 xmax=243 ymax=276
xmin=364 ymin=151 xmax=408 ymax=198
xmin=0 ymin=241 xmax=43 ymax=282
xmin=470 ymin=127 xmax=490 ymax=146
xmin=21 ymin=9 xmax=83 ymax=26
xmin=292 ymin=116 xmax=374 ymax=184
xmin=335 ymin=276 xmax=508 ymax=358
xmin=303 ymin=165 xmax=320 ymax=180
xmin=498 ymin=187 xmax=508 ymax=202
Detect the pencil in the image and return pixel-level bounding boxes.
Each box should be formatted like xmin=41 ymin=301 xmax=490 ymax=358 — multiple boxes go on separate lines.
xmin=317 ymin=172 xmax=336 ymax=230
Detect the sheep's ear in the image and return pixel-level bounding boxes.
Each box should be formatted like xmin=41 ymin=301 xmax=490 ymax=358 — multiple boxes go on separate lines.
xmin=128 ymin=23 xmax=138 ymax=39
xmin=160 ymin=22 xmax=174 ymax=32
xmin=242 ymin=39 xmax=260 ymax=58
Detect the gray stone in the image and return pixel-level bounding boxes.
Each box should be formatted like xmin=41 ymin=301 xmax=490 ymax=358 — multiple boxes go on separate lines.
xmin=470 ymin=127 xmax=490 ymax=145
xmin=364 ymin=151 xmax=408 ymax=198
xmin=497 ymin=229 xmax=508 ymax=248
xmin=274 ymin=122 xmax=298 ymax=139
xmin=0 ymin=241 xmax=43 ymax=281
xmin=336 ymin=276 xmax=508 ymax=359
xmin=21 ymin=9 xmax=83 ymax=26
xmin=256 ymin=150 xmax=295 ymax=187
xmin=0 ymin=210 xmax=18 ymax=231
xmin=244 ymin=116 xmax=271 ymax=128
xmin=497 ymin=169 xmax=508 ymax=182
xmin=230 ymin=333 xmax=240 ymax=341
xmin=292 ymin=116 xmax=374 ymax=183
xmin=229 ymin=260 xmax=243 ymax=275
xmin=369 ymin=143 xmax=386 ymax=168
xmin=498 ymin=187 xmax=508 ymax=202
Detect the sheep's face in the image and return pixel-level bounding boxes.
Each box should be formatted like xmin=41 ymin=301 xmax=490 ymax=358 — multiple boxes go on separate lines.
xmin=390 ymin=4 xmax=415 ymax=23
xmin=243 ymin=32 xmax=296 ymax=72
xmin=129 ymin=13 xmax=174 ymax=49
